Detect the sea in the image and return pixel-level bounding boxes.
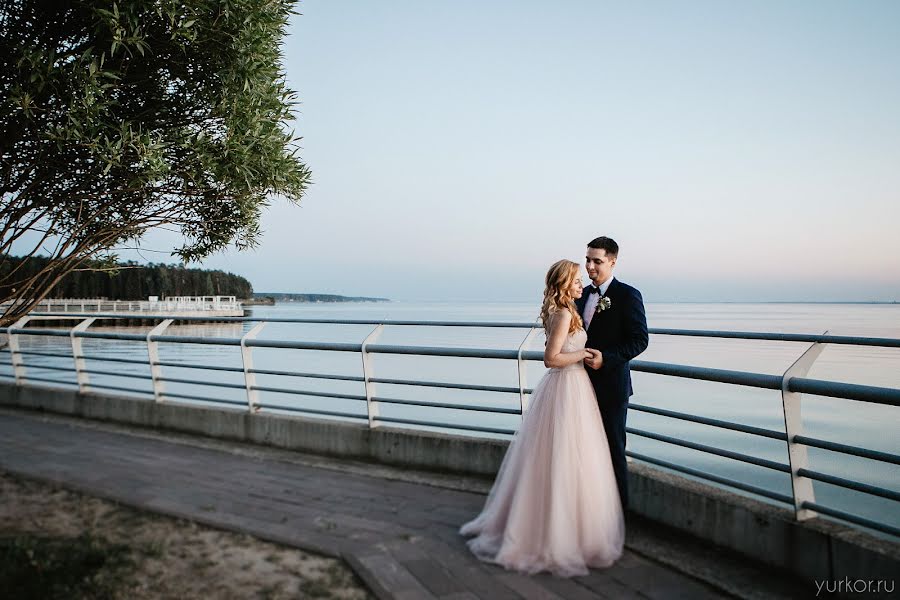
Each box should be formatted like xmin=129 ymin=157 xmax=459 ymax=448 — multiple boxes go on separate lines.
xmin=4 ymin=301 xmax=899 ymax=533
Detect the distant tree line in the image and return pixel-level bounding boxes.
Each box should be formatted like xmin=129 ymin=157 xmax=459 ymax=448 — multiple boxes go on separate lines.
xmin=258 ymin=292 xmax=389 ymax=303
xmin=0 ymin=256 xmax=252 ymax=300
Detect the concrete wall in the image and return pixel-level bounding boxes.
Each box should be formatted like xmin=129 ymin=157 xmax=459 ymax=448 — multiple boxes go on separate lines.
xmin=0 ymin=383 xmax=508 ymax=476
xmin=1 ymin=382 xmax=897 ymax=589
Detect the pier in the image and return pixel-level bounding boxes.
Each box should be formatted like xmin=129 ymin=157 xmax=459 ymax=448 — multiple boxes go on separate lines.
xmin=0 ymin=315 xmax=898 ymax=598
xmin=0 ymin=296 xmax=244 ymax=318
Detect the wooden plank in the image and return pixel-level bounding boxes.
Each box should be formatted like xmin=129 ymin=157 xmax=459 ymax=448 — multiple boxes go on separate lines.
xmin=574 ymin=571 xmax=648 ymax=600
xmin=495 ymin=573 xmax=568 ymax=600
xmin=418 ymin=539 xmax=524 ymax=600
xmin=347 ymin=552 xmax=438 ymax=600
xmin=608 ymin=560 xmax=724 ymax=600
xmin=402 ymin=558 xmax=467 ymax=596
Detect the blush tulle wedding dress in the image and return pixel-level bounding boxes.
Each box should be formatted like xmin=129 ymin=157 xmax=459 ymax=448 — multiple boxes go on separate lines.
xmin=459 ymin=327 xmax=625 ymax=577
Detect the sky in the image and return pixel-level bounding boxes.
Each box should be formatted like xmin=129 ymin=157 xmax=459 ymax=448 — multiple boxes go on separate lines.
xmin=118 ymin=1 xmax=900 ymax=301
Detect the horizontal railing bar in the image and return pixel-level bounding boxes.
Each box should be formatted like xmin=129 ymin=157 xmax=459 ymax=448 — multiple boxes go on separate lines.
xmin=248 ymin=368 xmax=365 ymax=382
xmin=256 ymin=403 xmax=368 ymax=420
xmin=788 ymin=378 xmax=900 ymax=407
xmin=13 ymin=350 xmax=74 ymax=359
xmin=370 ymin=377 xmax=522 ymax=395
xmin=797 ymin=468 xmax=900 ymax=502
xmin=250 ymin=385 xmax=367 ymax=401
xmin=245 ymin=339 xmax=361 ymax=352
xmin=631 ymin=360 xmax=783 ymax=390
xmin=162 ymin=392 xmax=246 ymax=406
xmin=627 ymin=427 xmax=792 ymax=473
xmin=157 ymin=377 xmax=246 ymax=390
xmin=5 ymin=328 xmax=71 ymax=338
xmin=79 ymin=354 xmax=151 ymax=365
xmin=88 ymin=383 xmax=155 ymax=395
xmin=247 ymin=341 xmax=535 ymax=360
xmin=0 ymin=373 xmax=14 ymax=378
xmin=17 ymin=364 xmax=73 ymax=373
xmin=649 ymin=328 xmax=900 ymax=348
xmin=628 ymin=403 xmax=787 ymax=440
xmin=248 ymin=339 xmax=534 ymax=361
xmin=801 ymin=501 xmax=900 ymax=538
xmin=149 ymin=335 xmax=242 ymax=346
xmin=22 ymin=375 xmax=77 ymax=386
xmin=367 ymin=344 xmax=522 ymax=359
xmin=75 ymin=331 xmax=147 ymax=341
xmin=792 ymin=435 xmax=900 ymax=466
xmin=371 ymin=395 xmax=522 ymax=414
xmin=375 ymin=416 xmax=517 ymax=436
xmin=154 ymin=361 xmax=245 ymax=373
xmin=627 ymin=450 xmax=793 ymax=504
xmin=83 ymin=369 xmax=153 ymax=380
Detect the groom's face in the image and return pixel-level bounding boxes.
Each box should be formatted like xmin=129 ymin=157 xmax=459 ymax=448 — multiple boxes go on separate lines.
xmin=585 ymin=247 xmax=616 ymax=285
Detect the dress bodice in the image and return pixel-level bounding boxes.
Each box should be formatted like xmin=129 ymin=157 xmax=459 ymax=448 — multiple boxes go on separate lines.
xmin=553 ymin=328 xmax=587 ymax=371
xmin=561 ymin=328 xmax=587 ymax=353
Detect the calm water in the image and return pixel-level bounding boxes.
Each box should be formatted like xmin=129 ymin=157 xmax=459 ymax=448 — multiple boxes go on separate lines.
xmin=4 ymin=302 xmax=899 ymax=532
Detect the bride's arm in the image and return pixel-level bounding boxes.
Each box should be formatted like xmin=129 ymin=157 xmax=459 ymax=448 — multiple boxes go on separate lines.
xmin=544 ymin=312 xmax=590 ymax=368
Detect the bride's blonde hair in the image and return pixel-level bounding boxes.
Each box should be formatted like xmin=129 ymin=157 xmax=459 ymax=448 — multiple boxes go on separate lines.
xmin=540 ymin=260 xmax=583 ymax=335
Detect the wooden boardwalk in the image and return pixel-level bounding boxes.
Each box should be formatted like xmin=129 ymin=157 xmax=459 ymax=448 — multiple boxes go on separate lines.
xmin=0 ymin=410 xmax=788 ymax=599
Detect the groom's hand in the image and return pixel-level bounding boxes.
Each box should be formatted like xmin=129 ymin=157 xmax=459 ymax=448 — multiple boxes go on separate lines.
xmin=584 ymin=349 xmax=603 ymax=370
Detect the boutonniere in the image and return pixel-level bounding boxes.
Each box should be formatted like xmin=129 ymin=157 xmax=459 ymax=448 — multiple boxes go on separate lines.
xmin=595 ymin=296 xmax=612 ymax=314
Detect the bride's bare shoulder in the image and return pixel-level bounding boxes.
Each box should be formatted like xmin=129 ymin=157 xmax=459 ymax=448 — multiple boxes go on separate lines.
xmin=546 ymin=308 xmax=572 ymax=327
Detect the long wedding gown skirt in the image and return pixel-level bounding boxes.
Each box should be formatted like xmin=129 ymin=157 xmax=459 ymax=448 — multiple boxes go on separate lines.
xmin=460 ymin=329 xmax=624 ymax=577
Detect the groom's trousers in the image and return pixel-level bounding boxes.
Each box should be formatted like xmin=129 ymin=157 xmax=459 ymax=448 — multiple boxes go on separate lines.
xmin=598 ymin=399 xmax=629 ymax=509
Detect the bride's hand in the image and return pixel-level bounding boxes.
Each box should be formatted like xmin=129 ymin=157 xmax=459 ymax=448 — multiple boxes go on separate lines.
xmin=584 ymin=348 xmax=603 ymax=370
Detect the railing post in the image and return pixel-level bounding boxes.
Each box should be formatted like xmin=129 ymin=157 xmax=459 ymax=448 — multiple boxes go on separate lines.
xmin=147 ymin=319 xmax=174 ymax=402
xmin=70 ymin=317 xmax=97 ymax=393
xmin=781 ymin=329 xmax=828 ymax=521
xmin=361 ymin=324 xmax=385 ymax=429
xmin=516 ymin=324 xmax=541 ymax=417
xmin=240 ymin=322 xmax=267 ymax=412
xmin=8 ymin=315 xmax=31 ymax=385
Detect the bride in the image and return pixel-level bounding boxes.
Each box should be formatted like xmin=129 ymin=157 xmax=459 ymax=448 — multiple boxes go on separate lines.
xmin=460 ymin=259 xmax=624 ymax=577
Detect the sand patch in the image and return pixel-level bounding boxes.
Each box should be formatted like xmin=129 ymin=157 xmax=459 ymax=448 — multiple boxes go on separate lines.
xmin=0 ymin=471 xmax=373 ymax=599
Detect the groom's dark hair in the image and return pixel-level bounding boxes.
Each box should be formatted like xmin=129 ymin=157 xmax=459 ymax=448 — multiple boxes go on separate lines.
xmin=587 ymin=236 xmax=619 ymax=257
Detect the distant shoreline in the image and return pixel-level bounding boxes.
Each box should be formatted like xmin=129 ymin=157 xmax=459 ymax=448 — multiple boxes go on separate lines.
xmin=251 ymin=293 xmax=390 ymax=304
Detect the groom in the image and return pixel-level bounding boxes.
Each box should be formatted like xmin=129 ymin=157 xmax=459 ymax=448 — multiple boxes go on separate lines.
xmin=576 ymin=236 xmax=648 ymax=509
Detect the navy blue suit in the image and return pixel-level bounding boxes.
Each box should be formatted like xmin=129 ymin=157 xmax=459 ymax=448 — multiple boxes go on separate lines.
xmin=575 ymin=277 xmax=649 ymax=508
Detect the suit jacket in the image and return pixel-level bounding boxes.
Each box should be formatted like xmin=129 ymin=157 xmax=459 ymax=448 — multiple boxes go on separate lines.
xmin=575 ymin=278 xmax=649 ymax=405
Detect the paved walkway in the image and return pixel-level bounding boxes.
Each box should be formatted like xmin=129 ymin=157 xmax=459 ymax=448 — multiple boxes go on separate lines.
xmin=0 ymin=410 xmax=765 ymax=599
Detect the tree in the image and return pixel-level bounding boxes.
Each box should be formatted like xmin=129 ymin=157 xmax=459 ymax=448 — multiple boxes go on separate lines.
xmin=0 ymin=0 xmax=311 ymax=326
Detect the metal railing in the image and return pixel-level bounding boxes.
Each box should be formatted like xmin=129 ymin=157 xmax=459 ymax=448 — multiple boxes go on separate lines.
xmin=0 ymin=312 xmax=898 ymax=539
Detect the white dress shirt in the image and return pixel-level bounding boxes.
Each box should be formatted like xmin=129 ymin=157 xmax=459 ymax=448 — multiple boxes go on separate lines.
xmin=582 ymin=277 xmax=613 ymax=331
